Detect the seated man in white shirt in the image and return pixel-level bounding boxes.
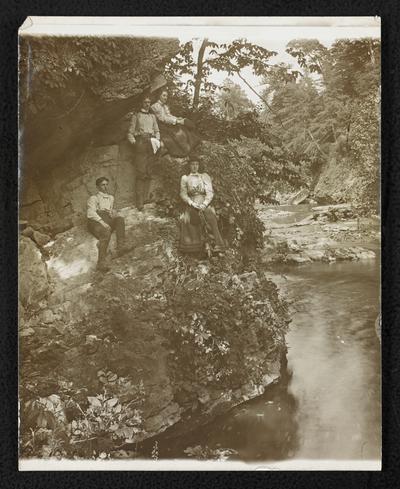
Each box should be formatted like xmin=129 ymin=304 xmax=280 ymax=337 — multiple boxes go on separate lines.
xmin=87 ymin=177 xmax=131 ymax=272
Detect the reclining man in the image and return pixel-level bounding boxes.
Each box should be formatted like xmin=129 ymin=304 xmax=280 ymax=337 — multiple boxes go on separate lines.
xmin=87 ymin=177 xmax=132 ymax=272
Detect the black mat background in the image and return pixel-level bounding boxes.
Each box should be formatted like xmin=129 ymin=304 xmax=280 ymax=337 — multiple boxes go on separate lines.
xmin=1 ymin=1 xmax=398 ymax=487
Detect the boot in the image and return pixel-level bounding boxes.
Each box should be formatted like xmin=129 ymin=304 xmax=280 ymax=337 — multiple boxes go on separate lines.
xmin=143 ymin=179 xmax=151 ymax=205
xmin=135 ymin=180 xmax=145 ymax=211
xmin=97 ymin=240 xmax=110 ymax=272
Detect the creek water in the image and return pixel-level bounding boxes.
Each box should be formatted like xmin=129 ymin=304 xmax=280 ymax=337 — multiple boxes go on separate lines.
xmin=155 ymin=259 xmax=381 ymax=462
xmin=150 ymin=205 xmax=381 ymax=462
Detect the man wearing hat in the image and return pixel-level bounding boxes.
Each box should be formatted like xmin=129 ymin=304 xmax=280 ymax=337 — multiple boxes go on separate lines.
xmin=87 ymin=177 xmax=132 ymax=272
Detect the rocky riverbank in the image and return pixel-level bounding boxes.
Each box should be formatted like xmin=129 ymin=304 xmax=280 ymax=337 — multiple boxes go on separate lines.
xmin=258 ymin=203 xmax=380 ymax=265
xmin=19 ymin=198 xmax=380 ymax=459
xmin=19 ymin=205 xmax=288 ymax=459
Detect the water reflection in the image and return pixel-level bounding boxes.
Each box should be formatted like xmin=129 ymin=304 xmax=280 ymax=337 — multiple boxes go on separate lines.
xmin=285 ymin=260 xmax=381 ymax=460
xmin=154 ymin=364 xmax=300 ymax=461
xmin=193 ymin=366 xmax=300 ymax=461
xmin=151 ymin=260 xmax=380 ymax=462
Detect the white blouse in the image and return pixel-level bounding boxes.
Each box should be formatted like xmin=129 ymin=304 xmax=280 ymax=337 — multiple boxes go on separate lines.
xmin=180 ymin=173 xmax=214 ymax=207
xmin=151 ymin=101 xmax=178 ymax=125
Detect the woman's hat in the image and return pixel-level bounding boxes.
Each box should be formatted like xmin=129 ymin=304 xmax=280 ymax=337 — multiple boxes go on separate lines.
xmin=150 ymin=74 xmax=167 ymax=94
xmin=188 ymin=153 xmax=202 ymax=162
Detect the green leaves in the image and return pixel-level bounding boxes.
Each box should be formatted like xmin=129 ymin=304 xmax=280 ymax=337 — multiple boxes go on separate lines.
xmin=87 ymin=396 xmax=102 ymax=408
xmin=21 ymin=374 xmax=147 ymax=459
xmin=166 ymin=38 xmax=280 ymax=108
xmin=20 ymin=36 xmax=179 ymax=117
xmin=164 ymin=259 xmax=289 ymax=389
xmin=97 ymin=369 xmax=118 ymax=384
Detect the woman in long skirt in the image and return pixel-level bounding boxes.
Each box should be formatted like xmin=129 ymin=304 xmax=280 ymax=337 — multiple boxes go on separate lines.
xmin=179 ymin=156 xmax=225 ymax=256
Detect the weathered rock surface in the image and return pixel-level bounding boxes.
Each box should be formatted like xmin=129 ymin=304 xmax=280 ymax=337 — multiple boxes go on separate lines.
xmin=259 ymin=204 xmax=380 ymax=264
xmin=312 ymin=203 xmax=355 ymax=222
xmin=19 ymin=236 xmax=50 ymax=309
xmin=19 ymin=37 xmax=180 ymax=232
xmin=286 ymin=188 xmax=309 ymax=206
xmin=313 ymin=155 xmax=377 ymax=209
xmin=19 ymin=207 xmax=285 ymax=445
xmin=21 ymin=226 xmax=52 ymax=247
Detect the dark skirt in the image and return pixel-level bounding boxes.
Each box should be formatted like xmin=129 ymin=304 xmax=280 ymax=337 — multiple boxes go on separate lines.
xmin=158 ymin=120 xmax=201 ymax=158
xmin=179 ymin=206 xmax=225 ymax=254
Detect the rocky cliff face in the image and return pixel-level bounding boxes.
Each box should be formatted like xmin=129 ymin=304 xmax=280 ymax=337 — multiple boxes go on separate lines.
xmin=20 ymin=120 xmax=138 ymax=232
xmin=19 ymin=36 xmax=289 ymax=455
xmin=313 ymin=155 xmax=378 ymax=210
xmin=19 ymin=206 xmax=287 ymax=452
xmin=19 ymin=37 xmax=179 ymax=234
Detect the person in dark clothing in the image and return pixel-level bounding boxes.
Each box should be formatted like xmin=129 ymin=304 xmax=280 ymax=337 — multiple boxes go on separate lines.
xmin=151 ymin=89 xmax=200 ymax=158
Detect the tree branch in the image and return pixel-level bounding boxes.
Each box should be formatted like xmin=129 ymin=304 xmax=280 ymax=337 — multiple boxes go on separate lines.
xmin=306 ymin=129 xmax=329 ymax=159
xmin=236 ymin=72 xmax=285 ymax=128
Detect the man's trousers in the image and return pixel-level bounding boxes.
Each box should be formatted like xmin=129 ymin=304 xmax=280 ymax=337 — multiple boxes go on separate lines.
xmin=87 ymin=211 xmax=126 ymax=265
xmin=133 ymin=135 xmax=155 ymax=210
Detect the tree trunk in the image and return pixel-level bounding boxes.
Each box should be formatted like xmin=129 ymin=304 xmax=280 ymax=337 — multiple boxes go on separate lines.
xmin=192 ymin=38 xmax=209 ymax=110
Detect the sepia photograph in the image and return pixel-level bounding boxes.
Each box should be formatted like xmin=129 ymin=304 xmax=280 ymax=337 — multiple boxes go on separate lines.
xmin=18 ymin=16 xmax=381 ymax=470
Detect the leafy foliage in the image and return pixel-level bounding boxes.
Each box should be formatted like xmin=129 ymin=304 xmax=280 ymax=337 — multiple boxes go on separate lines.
xmin=19 ymin=36 xmax=178 ymax=117
xmin=347 ymin=93 xmax=380 ymax=213
xmin=20 ymin=234 xmax=290 ymax=460
xmin=161 ymin=255 xmax=289 ymax=390
xmin=165 ymin=38 xmax=300 ymax=109
xmin=286 ymin=39 xmax=330 ymax=77
xmin=184 ymin=444 xmax=238 ymax=460
xmin=261 ymin=37 xmax=381 ymax=211
xmin=21 ymin=378 xmax=146 ymax=459
xmin=227 ymin=137 xmax=310 ymax=197
xmin=216 ymin=79 xmax=254 ymax=120
xmin=19 ymin=283 xmax=154 ymax=459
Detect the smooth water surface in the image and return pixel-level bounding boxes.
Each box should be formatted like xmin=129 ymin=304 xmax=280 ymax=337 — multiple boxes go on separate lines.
xmin=158 ymin=259 xmax=381 ymax=462
xmin=282 ymin=260 xmax=380 ymax=460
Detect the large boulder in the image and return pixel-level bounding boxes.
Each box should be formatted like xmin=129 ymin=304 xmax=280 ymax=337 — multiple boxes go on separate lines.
xmin=19 ymin=236 xmax=49 ymax=309
xmin=20 ymin=207 xmax=289 ymax=451
xmin=41 ymin=206 xmax=177 ymax=328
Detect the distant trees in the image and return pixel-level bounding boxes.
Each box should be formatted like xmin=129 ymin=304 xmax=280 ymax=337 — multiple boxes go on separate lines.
xmin=168 ymin=36 xmax=380 ymax=212
xmin=257 ymin=37 xmax=380 ymax=209
xmin=216 ymin=79 xmax=254 ymax=120
xmin=165 ymin=38 xmax=299 ymax=109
